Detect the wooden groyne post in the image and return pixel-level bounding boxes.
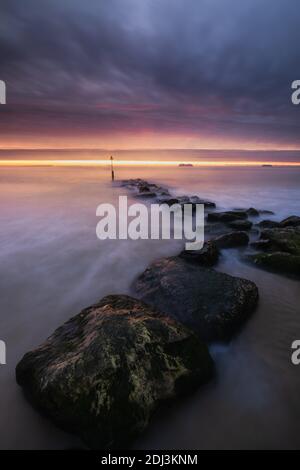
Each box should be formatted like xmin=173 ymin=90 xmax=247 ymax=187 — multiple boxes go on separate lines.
xmin=110 ymin=155 xmax=115 ymax=181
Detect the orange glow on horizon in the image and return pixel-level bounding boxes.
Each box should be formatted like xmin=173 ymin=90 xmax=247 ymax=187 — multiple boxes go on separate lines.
xmin=0 ymin=159 xmax=299 ymax=167
xmin=1 ymin=131 xmax=300 ymax=152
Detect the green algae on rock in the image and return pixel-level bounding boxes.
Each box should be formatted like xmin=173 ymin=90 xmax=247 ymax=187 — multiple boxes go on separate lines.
xmin=249 ymin=252 xmax=300 ymax=277
xmin=248 ymin=226 xmax=300 ymax=278
xmin=16 ymin=295 xmax=213 ymax=449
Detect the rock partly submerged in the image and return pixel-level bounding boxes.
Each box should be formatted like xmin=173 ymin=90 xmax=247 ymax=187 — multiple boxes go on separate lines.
xmin=156 ymin=196 xmax=216 ymax=210
xmin=122 ymin=178 xmax=216 ymax=209
xmin=206 ymin=211 xmax=253 ymax=231
xmin=234 ymin=207 xmax=274 ymax=217
xmin=259 ymin=226 xmax=300 ymax=254
xmin=246 ymin=208 xmax=260 ymax=217
xmin=257 ymin=220 xmax=280 ymax=229
xmin=207 ymin=210 xmax=248 ymax=223
xmin=134 ymin=256 xmax=259 ymax=341
xmin=247 ymin=226 xmax=300 ymax=278
xmin=256 ymin=215 xmax=300 ymax=230
xmin=214 ymin=231 xmax=249 ymax=249
xmin=16 ymin=295 xmax=213 ymax=450
xmin=179 ymin=241 xmax=219 ymax=266
xmin=249 ymin=252 xmax=300 ymax=278
xmin=280 ymin=216 xmax=300 ymax=228
xmin=228 ymin=219 xmax=253 ymax=231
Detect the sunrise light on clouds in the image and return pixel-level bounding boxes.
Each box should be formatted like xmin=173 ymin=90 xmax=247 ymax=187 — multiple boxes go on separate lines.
xmin=1 ymin=0 xmax=300 ymax=159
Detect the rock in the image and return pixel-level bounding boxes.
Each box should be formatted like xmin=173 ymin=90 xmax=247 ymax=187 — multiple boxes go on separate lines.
xmin=121 ymin=178 xmax=144 ymax=188
xmin=250 ymin=239 xmax=272 ymax=250
xmin=207 ymin=211 xmax=248 ymax=223
xmin=246 ymin=208 xmax=260 ymax=217
xmin=135 ymin=192 xmax=157 ymax=199
xmin=122 ymin=179 xmax=216 ymax=211
xmin=156 ymin=197 xmax=180 ymax=205
xmin=156 ymin=190 xmax=170 ymax=196
xmin=176 ymin=196 xmax=190 ymax=204
xmin=138 ymin=184 xmax=151 ymax=193
xmin=214 ymin=231 xmax=249 ymax=249
xmin=257 ymin=220 xmax=280 ymax=229
xmin=280 ymin=216 xmax=300 ymax=228
xmin=16 ymin=295 xmax=213 ymax=450
xmin=134 ymin=257 xmax=259 ymax=341
xmin=260 ymin=227 xmax=300 ymax=255
xmin=247 ymin=227 xmax=300 ymax=278
xmin=259 ymin=210 xmax=275 ymax=215
xmin=254 ymin=214 xmax=300 ymax=230
xmin=179 ymin=241 xmax=219 ymax=266
xmin=228 ymin=220 xmax=253 ymax=231
xmin=205 ymin=222 xmax=243 ymax=237
xmin=157 ymin=195 xmax=216 ymax=210
xmin=188 ymin=196 xmax=216 ymax=209
xmin=140 ymin=183 xmax=166 ymax=195
xmin=248 ymin=252 xmax=300 ymax=278
xmin=122 ymin=179 xmax=168 ymax=199
xmin=235 ymin=208 xmax=274 ymax=216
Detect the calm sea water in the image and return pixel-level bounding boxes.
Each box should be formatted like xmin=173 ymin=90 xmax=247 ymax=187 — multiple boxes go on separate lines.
xmin=0 ymin=162 xmax=300 ymax=449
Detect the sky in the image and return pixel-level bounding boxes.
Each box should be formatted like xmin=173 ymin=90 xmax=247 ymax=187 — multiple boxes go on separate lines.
xmin=0 ymin=0 xmax=300 ymax=155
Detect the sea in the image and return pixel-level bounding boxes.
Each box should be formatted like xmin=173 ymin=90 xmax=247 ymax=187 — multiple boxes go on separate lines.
xmin=0 ymin=149 xmax=300 ymax=449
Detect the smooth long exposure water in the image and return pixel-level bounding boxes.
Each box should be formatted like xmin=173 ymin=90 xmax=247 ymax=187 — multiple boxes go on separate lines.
xmin=0 ymin=163 xmax=299 ymax=449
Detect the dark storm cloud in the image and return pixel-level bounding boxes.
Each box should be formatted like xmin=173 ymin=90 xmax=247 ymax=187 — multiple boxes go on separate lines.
xmin=0 ymin=0 xmax=300 ymax=146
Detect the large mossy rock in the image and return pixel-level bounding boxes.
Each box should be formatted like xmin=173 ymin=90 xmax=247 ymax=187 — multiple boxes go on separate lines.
xmin=134 ymin=257 xmax=258 ymax=341
xmin=16 ymin=295 xmax=213 ymax=449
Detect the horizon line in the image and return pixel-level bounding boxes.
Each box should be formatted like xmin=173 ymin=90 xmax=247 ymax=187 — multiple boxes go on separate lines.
xmin=0 ymin=159 xmax=300 ymax=167
xmin=0 ymin=147 xmax=300 ymax=153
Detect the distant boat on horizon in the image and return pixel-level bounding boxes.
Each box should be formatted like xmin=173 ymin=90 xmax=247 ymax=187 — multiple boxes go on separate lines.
xmin=262 ymin=164 xmax=273 ymax=167
xmin=179 ymin=163 xmax=194 ymax=167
